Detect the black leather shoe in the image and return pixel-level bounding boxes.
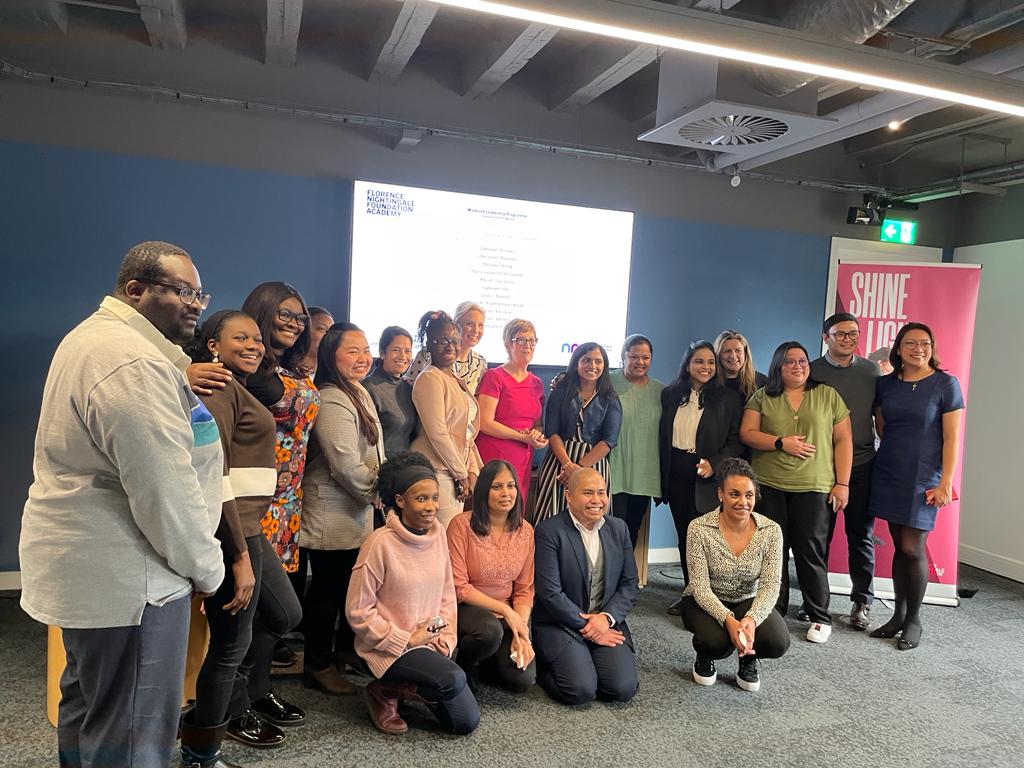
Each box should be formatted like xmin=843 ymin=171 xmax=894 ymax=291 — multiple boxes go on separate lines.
xmin=795 ymin=605 xmax=810 ymax=622
xmin=225 ymin=710 xmax=286 ymax=749
xmin=666 ymin=597 xmax=683 ymax=616
xmin=251 ymin=690 xmax=306 ymax=727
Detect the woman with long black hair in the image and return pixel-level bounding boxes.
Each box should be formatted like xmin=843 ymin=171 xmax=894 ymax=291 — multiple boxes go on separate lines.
xmin=532 ymin=342 xmax=621 ymax=523
xmin=301 ymin=322 xmax=384 ymax=695
xmin=658 ymin=340 xmax=743 ymax=614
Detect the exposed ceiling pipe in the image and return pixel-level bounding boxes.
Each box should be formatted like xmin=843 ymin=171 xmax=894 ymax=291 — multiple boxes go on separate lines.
xmin=714 ymin=41 xmax=1024 ymax=172
xmin=746 ymin=0 xmax=916 ymax=97
xmin=893 ymin=158 xmax=1024 ymax=200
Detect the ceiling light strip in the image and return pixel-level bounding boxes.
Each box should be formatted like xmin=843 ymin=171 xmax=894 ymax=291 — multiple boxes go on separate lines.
xmin=431 ymin=0 xmax=1024 ymax=118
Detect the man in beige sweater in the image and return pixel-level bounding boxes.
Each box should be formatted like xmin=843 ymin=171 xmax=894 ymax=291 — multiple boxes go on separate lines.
xmin=19 ymin=241 xmax=225 ymax=768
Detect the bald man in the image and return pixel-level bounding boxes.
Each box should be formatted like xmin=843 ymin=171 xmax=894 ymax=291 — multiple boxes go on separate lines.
xmin=532 ymin=468 xmax=639 ymax=705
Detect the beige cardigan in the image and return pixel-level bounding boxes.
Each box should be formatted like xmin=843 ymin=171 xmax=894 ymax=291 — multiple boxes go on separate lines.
xmin=410 ymin=365 xmax=482 ymax=481
xmin=302 ymin=383 xmax=385 ymax=551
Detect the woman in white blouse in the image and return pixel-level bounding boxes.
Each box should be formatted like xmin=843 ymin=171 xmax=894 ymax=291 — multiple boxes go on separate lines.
xmin=301 ymin=322 xmax=384 ymax=696
xmin=680 ymin=458 xmax=790 ymax=692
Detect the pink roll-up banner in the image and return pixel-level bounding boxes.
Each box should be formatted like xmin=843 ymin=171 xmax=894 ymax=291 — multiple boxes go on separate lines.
xmin=826 ymin=261 xmax=981 ymax=606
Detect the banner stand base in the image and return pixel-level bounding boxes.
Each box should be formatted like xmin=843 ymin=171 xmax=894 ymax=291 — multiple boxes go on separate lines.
xmin=828 ymin=573 xmax=959 ymax=608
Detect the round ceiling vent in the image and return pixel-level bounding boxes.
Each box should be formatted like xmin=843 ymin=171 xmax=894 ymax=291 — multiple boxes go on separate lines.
xmin=677 ymin=114 xmax=788 ymax=146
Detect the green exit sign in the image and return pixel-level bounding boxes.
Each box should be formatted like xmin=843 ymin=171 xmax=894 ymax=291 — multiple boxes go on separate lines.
xmin=880 ymin=218 xmax=918 ymax=244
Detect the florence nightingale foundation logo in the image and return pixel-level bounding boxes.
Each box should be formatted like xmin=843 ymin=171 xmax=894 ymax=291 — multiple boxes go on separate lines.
xmin=365 ymin=188 xmax=416 ymax=217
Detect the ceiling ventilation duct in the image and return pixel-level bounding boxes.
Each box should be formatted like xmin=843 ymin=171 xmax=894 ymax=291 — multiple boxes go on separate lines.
xmin=639 ymin=0 xmax=915 ymax=162
xmin=746 ymin=0 xmax=917 ymax=97
xmin=637 ymin=53 xmax=838 ymax=163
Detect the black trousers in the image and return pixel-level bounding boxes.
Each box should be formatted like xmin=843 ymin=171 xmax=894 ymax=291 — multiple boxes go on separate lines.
xmin=59 ymin=596 xmax=190 ymax=768
xmin=303 ymin=547 xmax=359 ymax=671
xmin=679 ymin=596 xmax=791 ymax=660
xmin=537 ymin=637 xmax=638 ymax=706
xmin=667 ymin=449 xmax=700 ymax=583
xmin=229 ymin=536 xmax=303 ymax=717
xmin=612 ymin=493 xmax=650 ymax=550
xmin=758 ymin=486 xmax=832 ymax=623
xmin=381 ymin=648 xmax=480 ymax=735
xmin=825 ymin=459 xmax=875 ymax=606
xmin=287 ymin=546 xmax=309 ymax=633
xmin=455 ymin=604 xmax=536 ymax=693
xmin=195 ymin=535 xmax=262 ymax=726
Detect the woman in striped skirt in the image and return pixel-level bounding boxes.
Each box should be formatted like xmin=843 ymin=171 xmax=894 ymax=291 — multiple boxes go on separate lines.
xmin=532 ymin=342 xmax=622 ymax=523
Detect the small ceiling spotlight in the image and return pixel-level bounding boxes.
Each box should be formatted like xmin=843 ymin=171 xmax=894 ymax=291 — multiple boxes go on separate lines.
xmin=887 ymin=120 xmax=903 ymax=131
xmin=730 ymin=173 xmax=742 ymax=188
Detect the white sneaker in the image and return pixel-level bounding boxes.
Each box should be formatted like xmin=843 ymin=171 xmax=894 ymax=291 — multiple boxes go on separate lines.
xmin=806 ymin=623 xmax=833 ymax=643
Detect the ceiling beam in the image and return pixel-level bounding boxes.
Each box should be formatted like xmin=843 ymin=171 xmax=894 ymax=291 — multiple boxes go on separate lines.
xmin=462 ymin=21 xmax=558 ymax=98
xmin=549 ymin=40 xmax=658 ymax=111
xmin=136 ymin=0 xmax=187 ymax=51
xmin=37 ymin=2 xmax=69 ymax=33
xmin=265 ymin=0 xmax=304 ymax=66
xmin=688 ymin=0 xmax=742 ymax=11
xmin=368 ymin=1 xmax=439 ymax=82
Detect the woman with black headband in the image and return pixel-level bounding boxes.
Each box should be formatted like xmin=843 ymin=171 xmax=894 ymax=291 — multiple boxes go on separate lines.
xmin=345 ymin=452 xmax=480 ymax=736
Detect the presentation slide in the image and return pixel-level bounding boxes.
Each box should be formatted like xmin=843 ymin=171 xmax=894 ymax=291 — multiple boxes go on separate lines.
xmin=350 ymin=181 xmax=634 ymax=367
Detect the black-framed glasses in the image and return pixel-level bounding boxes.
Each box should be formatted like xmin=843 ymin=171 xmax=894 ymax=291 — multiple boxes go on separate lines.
xmin=133 ymin=277 xmax=211 ymax=310
xmin=430 ymin=337 xmax=461 ymax=349
xmin=511 ymin=337 xmax=538 ymax=348
xmin=830 ymin=331 xmax=860 ymax=341
xmin=276 ymin=308 xmax=309 ymax=327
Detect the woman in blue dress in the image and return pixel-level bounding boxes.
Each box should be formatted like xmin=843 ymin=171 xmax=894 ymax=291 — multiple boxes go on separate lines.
xmin=869 ymin=323 xmax=964 ymax=651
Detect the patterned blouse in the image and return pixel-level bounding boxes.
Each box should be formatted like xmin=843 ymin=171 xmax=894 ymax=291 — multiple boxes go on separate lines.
xmin=446 ymin=511 xmax=535 ymax=616
xmin=682 ymin=508 xmax=783 ymax=627
xmin=257 ymin=367 xmax=320 ymax=573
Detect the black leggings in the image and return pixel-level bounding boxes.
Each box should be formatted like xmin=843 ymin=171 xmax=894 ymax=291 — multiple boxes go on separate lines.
xmin=680 ymin=596 xmax=790 ymax=660
xmin=194 ymin=535 xmax=262 ymax=726
xmin=455 ymin=604 xmax=535 ymax=693
xmin=887 ymin=522 xmax=930 ymax=628
xmin=381 ymin=648 xmax=480 ymax=735
xmin=612 ymin=493 xmax=650 ymax=551
xmin=228 ymin=536 xmax=303 ymax=717
xmin=303 ymin=548 xmax=359 ymax=671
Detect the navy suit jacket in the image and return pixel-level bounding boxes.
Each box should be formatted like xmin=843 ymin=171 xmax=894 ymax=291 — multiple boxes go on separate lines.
xmin=532 ymin=510 xmax=639 ymax=663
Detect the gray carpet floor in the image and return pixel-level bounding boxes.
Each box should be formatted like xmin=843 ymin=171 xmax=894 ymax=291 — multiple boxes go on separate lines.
xmin=3 ymin=563 xmax=1022 ymax=768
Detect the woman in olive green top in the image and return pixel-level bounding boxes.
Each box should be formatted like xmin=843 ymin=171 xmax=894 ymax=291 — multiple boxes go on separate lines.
xmin=740 ymin=341 xmax=852 ymax=645
xmin=609 ymin=334 xmax=664 ymax=549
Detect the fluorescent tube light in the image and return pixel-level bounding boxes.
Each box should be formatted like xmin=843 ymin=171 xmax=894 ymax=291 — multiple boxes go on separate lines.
xmin=430 ymin=0 xmax=1024 ymax=118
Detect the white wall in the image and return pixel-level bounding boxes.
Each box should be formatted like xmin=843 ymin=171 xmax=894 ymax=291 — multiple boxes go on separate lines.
xmin=953 ymin=240 xmax=1024 ymax=582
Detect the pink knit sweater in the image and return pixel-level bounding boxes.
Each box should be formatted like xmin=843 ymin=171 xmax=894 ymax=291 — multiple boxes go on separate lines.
xmin=345 ymin=512 xmax=458 ymax=679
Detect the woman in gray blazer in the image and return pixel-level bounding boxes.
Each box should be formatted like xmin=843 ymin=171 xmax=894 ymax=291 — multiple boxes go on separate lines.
xmin=301 ymin=322 xmax=385 ymax=696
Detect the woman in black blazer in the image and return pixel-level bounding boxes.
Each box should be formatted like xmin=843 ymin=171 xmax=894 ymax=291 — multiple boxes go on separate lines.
xmin=658 ymin=340 xmax=743 ymax=614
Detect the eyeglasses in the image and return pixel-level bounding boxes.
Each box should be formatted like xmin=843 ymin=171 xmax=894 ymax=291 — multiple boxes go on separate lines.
xmin=276 ymin=308 xmax=309 ymax=327
xmin=829 ymin=331 xmax=860 ymax=341
xmin=431 ymin=337 xmax=461 ymax=349
xmin=511 ymin=337 xmax=538 ymax=348
xmin=782 ymin=359 xmax=810 ymax=368
xmin=133 ymin=278 xmax=211 ymax=310
xmin=901 ymin=340 xmax=933 ymax=350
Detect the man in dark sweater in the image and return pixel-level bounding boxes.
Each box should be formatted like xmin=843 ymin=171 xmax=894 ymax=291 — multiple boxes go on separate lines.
xmin=808 ymin=313 xmax=880 ymax=631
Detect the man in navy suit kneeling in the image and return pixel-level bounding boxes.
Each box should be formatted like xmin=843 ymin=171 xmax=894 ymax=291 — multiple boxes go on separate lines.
xmin=533 ymin=468 xmax=640 ymax=705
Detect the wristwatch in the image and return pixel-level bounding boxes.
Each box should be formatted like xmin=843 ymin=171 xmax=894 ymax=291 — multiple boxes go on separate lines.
xmin=774 ymin=437 xmax=784 ymax=451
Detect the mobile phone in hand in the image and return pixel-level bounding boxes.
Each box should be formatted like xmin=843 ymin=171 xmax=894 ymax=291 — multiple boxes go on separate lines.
xmin=427 ymin=615 xmax=447 ymax=633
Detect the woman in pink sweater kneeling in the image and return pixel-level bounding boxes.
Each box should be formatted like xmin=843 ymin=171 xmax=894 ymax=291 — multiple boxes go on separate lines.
xmin=345 ymin=452 xmax=480 ymax=736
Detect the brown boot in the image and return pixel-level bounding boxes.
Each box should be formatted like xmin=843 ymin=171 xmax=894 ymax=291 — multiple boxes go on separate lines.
xmin=303 ymin=666 xmax=357 ymax=696
xmin=366 ymin=681 xmax=408 ymax=735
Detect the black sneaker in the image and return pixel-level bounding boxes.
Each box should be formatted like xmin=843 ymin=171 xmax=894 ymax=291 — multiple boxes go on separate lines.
xmin=737 ymin=655 xmax=760 ymax=692
xmin=692 ymin=655 xmax=716 ymax=686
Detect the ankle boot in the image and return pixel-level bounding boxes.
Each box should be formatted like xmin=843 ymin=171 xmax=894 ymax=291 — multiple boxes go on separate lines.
xmin=180 ymin=711 xmax=244 ymax=768
xmin=366 ymin=680 xmax=408 ymax=735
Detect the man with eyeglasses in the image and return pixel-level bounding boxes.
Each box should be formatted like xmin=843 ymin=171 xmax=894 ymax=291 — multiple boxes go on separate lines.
xmin=20 ymin=241 xmax=225 ymax=767
xmin=807 ymin=312 xmax=880 ymax=631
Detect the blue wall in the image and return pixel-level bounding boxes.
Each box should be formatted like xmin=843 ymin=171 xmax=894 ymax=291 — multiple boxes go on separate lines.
xmin=0 ymin=140 xmax=829 ymax=571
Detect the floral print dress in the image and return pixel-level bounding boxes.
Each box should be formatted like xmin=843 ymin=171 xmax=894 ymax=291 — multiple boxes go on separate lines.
xmin=259 ymin=368 xmax=320 ymax=572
